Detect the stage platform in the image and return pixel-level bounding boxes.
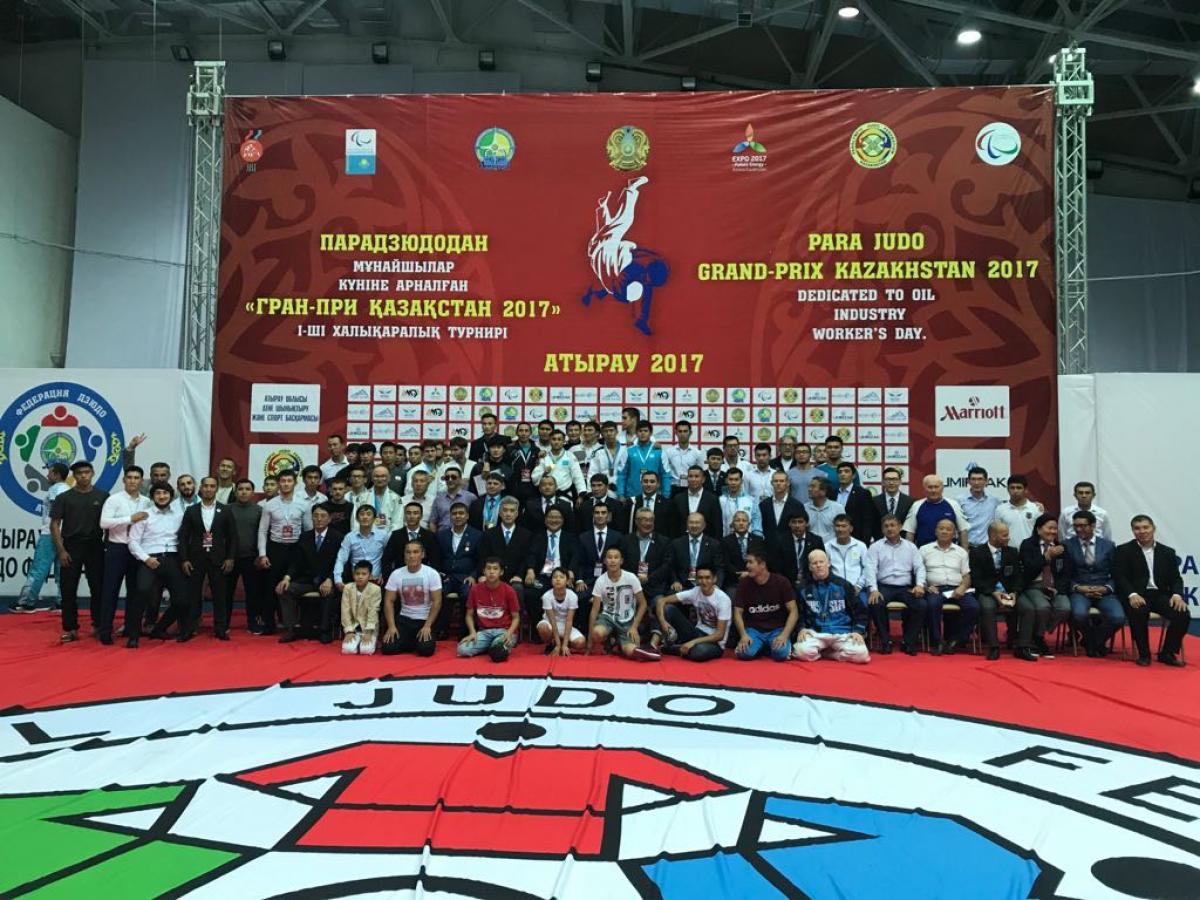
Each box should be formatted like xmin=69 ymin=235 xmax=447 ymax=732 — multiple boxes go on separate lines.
xmin=1 ymin=612 xmax=1197 ymax=899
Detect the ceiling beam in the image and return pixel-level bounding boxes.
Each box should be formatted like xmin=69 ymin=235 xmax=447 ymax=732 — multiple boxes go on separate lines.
xmin=762 ymin=25 xmax=798 ymax=82
xmin=247 ymin=0 xmax=282 ymax=33
xmin=283 ymin=0 xmax=330 ymax=35
xmin=58 ymin=0 xmax=112 ymax=38
xmin=802 ymin=0 xmax=838 ymax=87
xmin=858 ymin=0 xmax=938 ymax=86
xmin=638 ymin=0 xmax=815 ymax=62
xmin=428 ymin=0 xmax=459 ymax=42
xmin=622 ymin=0 xmax=633 ymax=57
xmin=164 ymin=0 xmax=265 ymax=33
xmin=895 ymin=0 xmax=1200 ymax=62
xmin=510 ymin=0 xmax=609 ymax=56
xmin=1123 ymin=74 xmax=1188 ymax=163
xmin=1092 ymin=99 xmax=1200 ymax=121
xmin=1077 ymin=0 xmax=1133 ymax=33
xmin=462 ymin=0 xmax=509 ymax=40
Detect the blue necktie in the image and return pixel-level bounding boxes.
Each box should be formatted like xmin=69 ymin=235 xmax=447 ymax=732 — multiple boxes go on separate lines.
xmin=315 ymin=532 xmax=323 ymax=551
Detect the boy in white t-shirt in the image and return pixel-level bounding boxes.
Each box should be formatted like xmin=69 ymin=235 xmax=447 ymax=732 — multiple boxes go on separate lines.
xmin=538 ymin=567 xmax=586 ymax=656
xmin=587 ymin=547 xmax=657 ymax=660
xmin=381 ymin=540 xmax=442 ymax=657
xmin=650 ymin=564 xmax=730 ymax=662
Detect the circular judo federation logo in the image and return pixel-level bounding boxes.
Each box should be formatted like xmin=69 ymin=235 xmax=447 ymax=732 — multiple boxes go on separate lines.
xmin=1 ymin=676 xmax=1198 ymax=898
xmin=0 ymin=381 xmax=125 ymax=515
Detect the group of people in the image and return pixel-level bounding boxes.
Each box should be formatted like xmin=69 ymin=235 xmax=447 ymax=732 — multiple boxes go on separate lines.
xmin=14 ymin=410 xmax=1192 ymax=667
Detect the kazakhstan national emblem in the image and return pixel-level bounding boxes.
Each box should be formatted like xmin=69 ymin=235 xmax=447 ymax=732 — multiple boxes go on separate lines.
xmin=606 ymin=125 xmax=650 ymax=171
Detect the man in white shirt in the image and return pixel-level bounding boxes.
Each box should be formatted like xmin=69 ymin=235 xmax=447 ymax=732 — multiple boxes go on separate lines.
xmin=663 ymin=420 xmax=704 ymax=491
xmin=826 ymin=514 xmax=876 ymax=615
xmin=127 ymin=484 xmax=189 ymax=647
xmin=719 ymin=469 xmax=763 ymax=537
xmin=381 ymin=540 xmax=442 ymax=656
xmin=319 ymin=433 xmax=349 ymax=483
xmin=804 ymin=478 xmax=845 ymax=545
xmin=10 ymin=462 xmax=72 ymax=614
xmin=867 ymin=514 xmax=925 ymax=654
xmin=255 ymin=470 xmax=306 ymax=635
xmin=298 ymin=466 xmax=329 ymax=510
xmin=364 ymin=464 xmax=405 ymax=531
xmin=1059 ymin=480 xmax=1113 ymax=542
xmin=531 ymin=429 xmax=587 ymax=499
xmin=650 ymin=564 xmax=730 ymax=661
xmin=97 ymin=466 xmax=154 ymax=643
xmin=572 ymin=420 xmax=603 ymax=479
xmin=919 ymin=518 xmax=978 ymax=655
xmin=345 ymin=466 xmax=373 ymax=514
xmin=743 ymin=443 xmax=777 ymax=501
xmin=401 ymin=469 xmax=436 ymax=529
xmin=995 ymin=474 xmax=1040 ymax=548
xmin=588 ymin=421 xmax=624 ymax=486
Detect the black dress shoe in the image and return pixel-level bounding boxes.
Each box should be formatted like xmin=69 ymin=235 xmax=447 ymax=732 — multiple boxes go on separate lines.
xmin=176 ymin=631 xmax=193 ymax=643
xmin=878 ymin=642 xmax=893 ymax=655
xmin=1034 ymin=637 xmax=1055 ymax=659
xmin=1157 ymin=652 xmax=1186 ymax=668
xmin=986 ymin=645 xmax=1000 ymax=661
xmin=1136 ymin=656 xmax=1151 ymax=667
xmin=149 ymin=629 xmax=167 ymax=640
xmin=943 ymin=639 xmax=961 ymax=656
xmin=903 ymin=644 xmax=918 ymax=657
xmin=319 ymin=631 xmax=333 ymax=645
xmin=1014 ymin=647 xmax=1038 ymax=662
xmin=215 ymin=630 xmax=230 ymax=641
xmin=930 ymin=643 xmax=943 ymax=657
xmin=278 ymin=629 xmax=299 ymax=643
xmin=126 ymin=637 xmax=139 ymax=649
xmin=99 ymin=634 xmax=114 ymax=646
xmin=261 ymin=626 xmax=277 ymax=636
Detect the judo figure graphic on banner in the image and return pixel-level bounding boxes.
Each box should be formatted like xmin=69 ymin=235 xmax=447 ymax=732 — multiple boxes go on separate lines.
xmin=581 ymin=176 xmax=669 ymax=337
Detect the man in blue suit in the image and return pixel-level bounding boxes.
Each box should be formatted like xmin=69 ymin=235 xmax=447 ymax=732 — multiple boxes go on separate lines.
xmin=434 ymin=501 xmax=482 ymax=638
xmin=574 ymin=501 xmax=625 ymax=599
xmin=1064 ymin=508 xmax=1124 ymax=657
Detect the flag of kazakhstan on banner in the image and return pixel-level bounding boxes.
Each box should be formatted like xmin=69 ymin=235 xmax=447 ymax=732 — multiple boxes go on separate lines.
xmin=345 ymin=128 xmax=377 ymax=175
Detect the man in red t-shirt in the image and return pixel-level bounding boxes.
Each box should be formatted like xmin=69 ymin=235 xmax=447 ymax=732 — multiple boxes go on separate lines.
xmin=458 ymin=557 xmax=521 ymax=661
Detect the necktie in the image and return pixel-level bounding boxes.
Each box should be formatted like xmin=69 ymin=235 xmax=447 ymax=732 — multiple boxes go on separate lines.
xmin=796 ymin=539 xmax=803 ymax=571
xmin=409 ymin=531 xmax=418 ymax=541
xmin=739 ymin=535 xmax=747 ymax=557
xmin=640 ymin=538 xmax=650 ymax=560
xmin=503 ymin=529 xmax=511 ymax=545
xmin=690 ymin=538 xmax=699 ymax=567
xmin=597 ymin=531 xmax=605 ymax=556
xmin=549 ymin=532 xmax=558 ymax=560
xmin=486 ymin=496 xmax=498 ymax=524
xmin=1084 ymin=541 xmax=1094 ymax=566
xmin=888 ymin=495 xmax=896 ymax=515
xmin=544 ymin=498 xmax=550 ymax=514
xmin=1041 ymin=543 xmax=1054 ymax=591
xmin=994 ymin=548 xmax=1002 ymax=568
xmin=315 ymin=533 xmax=323 ymax=551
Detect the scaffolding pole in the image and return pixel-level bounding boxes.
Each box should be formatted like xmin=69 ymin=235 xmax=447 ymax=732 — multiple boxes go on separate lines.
xmin=1054 ymin=47 xmax=1093 ymax=376
xmin=182 ymin=61 xmax=225 ymax=371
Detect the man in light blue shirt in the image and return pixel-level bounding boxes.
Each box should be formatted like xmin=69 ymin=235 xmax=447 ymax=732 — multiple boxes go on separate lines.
xmin=957 ymin=466 xmax=999 ymax=547
xmin=334 ymin=505 xmax=389 ymax=589
xmin=804 ymin=478 xmax=845 ymax=544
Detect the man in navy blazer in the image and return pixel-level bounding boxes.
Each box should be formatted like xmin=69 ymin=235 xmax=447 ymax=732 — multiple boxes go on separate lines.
xmin=574 ymin=501 xmax=625 ymax=598
xmin=435 ymin=501 xmax=482 ymax=637
xmin=1063 ymin=508 xmax=1124 ymax=657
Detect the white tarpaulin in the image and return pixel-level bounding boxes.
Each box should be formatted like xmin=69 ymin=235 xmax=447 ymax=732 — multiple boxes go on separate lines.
xmin=0 ymin=369 xmax=211 ymax=598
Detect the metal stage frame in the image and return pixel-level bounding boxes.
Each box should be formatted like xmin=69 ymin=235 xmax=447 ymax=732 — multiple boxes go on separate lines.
xmin=180 ymin=55 xmax=1093 ymax=374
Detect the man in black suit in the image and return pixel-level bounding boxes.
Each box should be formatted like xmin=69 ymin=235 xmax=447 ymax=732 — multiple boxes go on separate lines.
xmin=627 ymin=470 xmax=676 ymax=537
xmin=522 ymin=474 xmax=575 ymax=533
xmin=178 ymin=476 xmax=234 ymax=640
xmin=1015 ymin=514 xmax=1074 ymax=661
xmin=621 ymin=506 xmax=673 ymax=605
xmin=969 ymin=521 xmax=1023 ymax=660
xmin=468 ymin=471 xmax=507 ymax=530
xmin=479 ymin=496 xmax=533 ymax=627
xmin=1113 ymin=514 xmax=1191 ymax=666
xmin=574 ymin=501 xmax=624 ymax=598
xmin=873 ymin=466 xmax=914 ymax=530
xmin=525 ymin=507 xmax=577 ymax=632
xmin=277 ymin=505 xmax=344 ymax=643
xmin=835 ymin=462 xmax=881 ymax=544
xmin=668 ymin=512 xmax=726 ymax=593
xmin=719 ymin=509 xmax=769 ymax=593
xmin=578 ymin=473 xmax=627 ymax=536
xmin=383 ymin=502 xmax=442 ymax=577
xmin=671 ymin=466 xmax=723 ymax=541
xmin=771 ymin=512 xmax=825 ymax=594
xmin=703 ymin=448 xmax=728 ymax=496
xmin=759 ymin=469 xmax=805 ymax=538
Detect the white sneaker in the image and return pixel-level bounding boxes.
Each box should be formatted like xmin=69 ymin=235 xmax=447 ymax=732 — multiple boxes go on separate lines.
xmin=341 ymin=633 xmax=361 ymax=655
xmin=359 ymin=634 xmax=377 ymax=655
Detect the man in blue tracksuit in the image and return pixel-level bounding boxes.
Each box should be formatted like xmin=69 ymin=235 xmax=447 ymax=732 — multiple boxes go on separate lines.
xmin=793 ymin=549 xmax=870 ymax=664
xmin=616 ymin=420 xmax=670 ymax=499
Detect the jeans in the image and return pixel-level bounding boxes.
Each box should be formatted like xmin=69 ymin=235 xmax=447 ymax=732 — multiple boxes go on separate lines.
xmin=736 ymin=626 xmax=791 ymax=661
xmin=1068 ymin=592 xmax=1125 ymax=651
xmin=457 ymin=627 xmax=515 ymax=657
xmin=18 ymin=534 xmax=60 ymax=606
xmin=658 ymin=602 xmax=724 ymax=661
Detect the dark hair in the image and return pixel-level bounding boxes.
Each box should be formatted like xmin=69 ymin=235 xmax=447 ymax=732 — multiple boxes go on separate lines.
xmin=380 ymin=441 xmax=397 ymax=451
xmin=1074 ymin=481 xmax=1096 ymax=493
xmin=1008 ymin=474 xmax=1028 ymax=488
xmin=707 ymin=447 xmax=724 ymax=458
xmin=590 ymin=473 xmax=610 ymax=485
xmin=301 ymin=465 xmax=322 ymax=479
xmin=725 ymin=466 xmax=743 ymax=478
xmin=1071 ymin=509 xmax=1096 ymax=525
xmin=1034 ymin=512 xmax=1057 ymax=532
xmin=824 ymin=435 xmax=844 ymax=446
xmin=356 ymin=505 xmax=377 ymax=518
xmin=482 ymin=556 xmax=504 ymax=570
xmin=1130 ymin=514 xmax=1155 ymax=528
xmin=968 ymin=466 xmax=989 ymax=479
xmin=124 ymin=465 xmax=144 ymax=477
xmin=276 ymin=469 xmax=297 ymax=480
xmin=832 ymin=513 xmax=852 ymax=526
xmin=70 ymin=461 xmax=94 ymax=473
xmin=675 ymin=419 xmax=692 ymax=430
xmin=235 ymin=478 xmax=255 ymax=489
xmin=754 ymin=442 xmax=771 ymax=454
xmin=352 ymin=559 xmax=373 ymax=572
xmin=358 ymin=442 xmax=377 ymax=453
xmin=836 ymin=461 xmax=858 ymax=474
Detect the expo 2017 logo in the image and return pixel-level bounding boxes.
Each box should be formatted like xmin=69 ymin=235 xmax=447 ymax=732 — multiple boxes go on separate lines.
xmin=0 ymin=382 xmax=125 ymax=515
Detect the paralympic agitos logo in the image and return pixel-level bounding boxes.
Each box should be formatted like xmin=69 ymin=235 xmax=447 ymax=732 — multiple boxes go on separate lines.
xmin=2 ymin=676 xmax=1198 ymax=897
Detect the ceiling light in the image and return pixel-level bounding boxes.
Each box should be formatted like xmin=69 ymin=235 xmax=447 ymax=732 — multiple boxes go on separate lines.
xmin=267 ymin=39 xmax=285 ymax=61
xmin=170 ymin=44 xmax=192 ymax=62
xmin=956 ymin=27 xmax=982 ymax=46
xmin=585 ymin=61 xmax=603 ymax=83
xmin=837 ymin=5 xmax=860 ymax=18
xmin=478 ymin=49 xmax=496 ymax=71
xmin=1193 ymin=76 xmax=1200 ymax=95
xmin=371 ymin=42 xmax=389 ymax=64
xmin=681 ymin=75 xmax=697 ymax=91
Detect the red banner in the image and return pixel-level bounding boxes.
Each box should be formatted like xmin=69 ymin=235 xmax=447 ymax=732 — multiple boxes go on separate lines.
xmin=216 ymin=88 xmax=1055 ymax=497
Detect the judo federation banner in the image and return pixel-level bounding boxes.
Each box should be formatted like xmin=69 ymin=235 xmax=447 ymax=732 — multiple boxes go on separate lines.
xmin=215 ymin=89 xmax=1056 ymax=497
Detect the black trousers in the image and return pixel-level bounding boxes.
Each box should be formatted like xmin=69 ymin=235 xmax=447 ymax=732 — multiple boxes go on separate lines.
xmin=59 ymin=538 xmax=105 ymax=633
xmin=132 ymin=554 xmax=190 ymax=637
xmin=188 ymin=553 xmax=229 ymax=633
xmin=526 ymin=575 xmax=557 ymax=636
xmin=98 ymin=542 xmax=140 ymax=639
xmin=869 ymin=583 xmax=926 ymax=648
xmin=978 ymin=593 xmax=1018 ymax=648
xmin=381 ymin=614 xmax=435 ymax=656
xmin=262 ymin=540 xmax=298 ymax=630
xmin=1128 ymin=590 xmax=1192 ymax=657
xmin=279 ymin=582 xmax=335 ymax=634
xmin=227 ymin=557 xmax=260 ymax=629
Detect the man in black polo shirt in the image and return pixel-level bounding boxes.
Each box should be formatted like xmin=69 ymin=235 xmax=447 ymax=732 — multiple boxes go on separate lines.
xmin=50 ymin=461 xmax=109 ymax=643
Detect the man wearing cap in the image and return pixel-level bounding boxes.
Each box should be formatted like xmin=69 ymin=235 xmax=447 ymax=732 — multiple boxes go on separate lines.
xmin=127 ymin=483 xmax=190 ymax=647
xmin=50 ymin=461 xmax=109 ymax=643
xmin=429 ymin=465 xmax=478 ymax=532
xmin=10 ymin=461 xmax=72 ymax=614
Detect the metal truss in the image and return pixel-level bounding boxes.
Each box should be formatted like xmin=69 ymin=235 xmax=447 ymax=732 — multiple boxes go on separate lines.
xmin=1054 ymin=47 xmax=1094 ymax=377
xmin=182 ymin=61 xmax=225 ymax=371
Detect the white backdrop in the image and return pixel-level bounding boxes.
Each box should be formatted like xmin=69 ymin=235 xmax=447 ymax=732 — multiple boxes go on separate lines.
xmin=1059 ymin=373 xmax=1198 ymax=611
xmin=0 ymin=369 xmax=211 ymax=598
